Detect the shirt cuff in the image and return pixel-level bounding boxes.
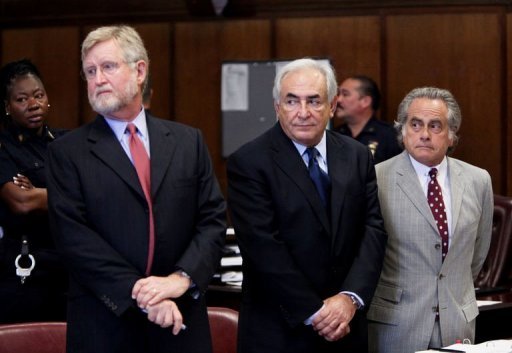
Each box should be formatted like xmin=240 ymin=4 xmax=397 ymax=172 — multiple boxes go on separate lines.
xmin=304 ymin=304 xmax=325 ymax=325
xmin=175 ymin=270 xmax=199 ymax=299
xmin=340 ymin=291 xmax=364 ymax=309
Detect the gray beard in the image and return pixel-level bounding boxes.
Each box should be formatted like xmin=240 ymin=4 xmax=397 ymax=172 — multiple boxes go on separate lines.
xmin=90 ymin=94 xmax=125 ymax=116
xmin=89 ymin=81 xmax=139 ymax=116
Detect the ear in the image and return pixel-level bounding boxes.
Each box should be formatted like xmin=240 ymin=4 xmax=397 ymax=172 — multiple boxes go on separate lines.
xmin=135 ymin=60 xmax=148 ymax=86
xmin=274 ymin=101 xmax=280 ymax=115
xmin=448 ymin=131 xmax=455 ymax=147
xmin=360 ymin=95 xmax=372 ymax=109
xmin=329 ymin=97 xmax=337 ymax=117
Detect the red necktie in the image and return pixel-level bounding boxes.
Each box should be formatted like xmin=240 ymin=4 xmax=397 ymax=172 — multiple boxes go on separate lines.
xmin=427 ymin=168 xmax=448 ymax=262
xmin=127 ymin=123 xmax=154 ymax=275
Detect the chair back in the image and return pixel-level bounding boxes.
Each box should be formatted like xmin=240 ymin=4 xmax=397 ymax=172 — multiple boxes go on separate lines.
xmin=0 ymin=322 xmax=66 ymax=353
xmin=475 ymin=194 xmax=512 ymax=289
xmin=208 ymin=306 xmax=239 ymax=353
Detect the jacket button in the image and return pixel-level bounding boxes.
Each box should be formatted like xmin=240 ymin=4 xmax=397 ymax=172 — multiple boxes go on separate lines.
xmin=435 ymin=244 xmax=441 ymax=250
xmin=439 ymin=274 xmax=445 ymax=279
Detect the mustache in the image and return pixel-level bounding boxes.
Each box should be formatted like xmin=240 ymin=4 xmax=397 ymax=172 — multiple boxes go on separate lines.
xmin=93 ymin=86 xmax=113 ymax=97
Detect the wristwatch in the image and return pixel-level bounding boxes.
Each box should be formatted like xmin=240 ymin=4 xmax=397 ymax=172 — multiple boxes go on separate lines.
xmin=344 ymin=293 xmax=363 ymax=310
xmin=177 ymin=270 xmax=191 ymax=279
xmin=176 ymin=270 xmax=195 ymax=289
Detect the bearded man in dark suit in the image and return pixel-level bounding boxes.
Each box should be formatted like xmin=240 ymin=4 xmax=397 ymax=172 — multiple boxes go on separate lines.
xmin=46 ymin=25 xmax=226 ymax=353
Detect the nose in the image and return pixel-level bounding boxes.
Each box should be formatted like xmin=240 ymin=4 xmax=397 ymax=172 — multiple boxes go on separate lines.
xmin=27 ymin=97 xmax=41 ymax=110
xmin=297 ymin=100 xmax=310 ymax=119
xmin=419 ymin=125 xmax=431 ymax=140
xmin=92 ymin=69 xmax=108 ymax=84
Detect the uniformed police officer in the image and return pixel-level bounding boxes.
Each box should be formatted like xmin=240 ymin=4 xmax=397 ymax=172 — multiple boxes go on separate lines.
xmin=0 ymin=59 xmax=68 ymax=323
xmin=335 ymin=75 xmax=402 ymax=164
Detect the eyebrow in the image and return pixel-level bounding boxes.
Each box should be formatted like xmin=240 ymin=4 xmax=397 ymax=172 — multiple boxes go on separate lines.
xmin=285 ymin=93 xmax=321 ymax=99
xmin=409 ymin=116 xmax=443 ymax=123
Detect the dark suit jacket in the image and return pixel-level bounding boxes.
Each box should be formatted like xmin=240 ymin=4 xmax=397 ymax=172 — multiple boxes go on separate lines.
xmin=46 ymin=114 xmax=226 ymax=353
xmin=227 ymin=123 xmax=387 ymax=353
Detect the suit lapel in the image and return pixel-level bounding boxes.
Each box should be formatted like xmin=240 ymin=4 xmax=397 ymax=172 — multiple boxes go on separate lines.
xmin=447 ymin=158 xmax=465 ymax=236
xmin=87 ymin=116 xmax=146 ymax=201
xmin=271 ymin=124 xmax=330 ymax=232
xmin=326 ymin=132 xmax=348 ymax=238
xmin=440 ymin=158 xmax=466 ymax=269
xmin=395 ymin=152 xmax=439 ymax=237
xmin=146 ymin=115 xmax=177 ymax=197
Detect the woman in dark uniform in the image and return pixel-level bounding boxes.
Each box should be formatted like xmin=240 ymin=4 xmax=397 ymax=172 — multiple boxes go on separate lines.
xmin=0 ymin=59 xmax=67 ymax=323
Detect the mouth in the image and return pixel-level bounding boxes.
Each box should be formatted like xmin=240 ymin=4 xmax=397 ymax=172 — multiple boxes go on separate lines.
xmin=95 ymin=90 xmax=112 ymax=97
xmin=416 ymin=145 xmax=433 ymax=150
xmin=27 ymin=115 xmax=43 ymax=123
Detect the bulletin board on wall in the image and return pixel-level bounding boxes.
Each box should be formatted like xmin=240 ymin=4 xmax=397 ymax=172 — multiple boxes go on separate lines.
xmin=221 ymin=58 xmax=331 ymax=158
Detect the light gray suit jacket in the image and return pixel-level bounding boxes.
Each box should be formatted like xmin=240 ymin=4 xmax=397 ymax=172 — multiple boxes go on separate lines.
xmin=367 ymin=151 xmax=493 ymax=353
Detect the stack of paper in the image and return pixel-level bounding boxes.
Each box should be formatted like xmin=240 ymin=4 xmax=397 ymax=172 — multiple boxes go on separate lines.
xmin=416 ymin=339 xmax=512 ymax=353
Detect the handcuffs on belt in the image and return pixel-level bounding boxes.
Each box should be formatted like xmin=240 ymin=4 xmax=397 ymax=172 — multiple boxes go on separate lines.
xmin=15 ymin=236 xmax=36 ymax=284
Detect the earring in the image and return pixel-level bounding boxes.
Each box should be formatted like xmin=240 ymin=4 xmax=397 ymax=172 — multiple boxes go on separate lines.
xmin=47 ymin=104 xmax=51 ymax=108
xmin=5 ymin=111 xmax=9 ymax=116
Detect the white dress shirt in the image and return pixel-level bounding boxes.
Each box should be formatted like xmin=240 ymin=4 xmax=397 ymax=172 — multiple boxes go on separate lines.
xmin=409 ymin=155 xmax=453 ymax=246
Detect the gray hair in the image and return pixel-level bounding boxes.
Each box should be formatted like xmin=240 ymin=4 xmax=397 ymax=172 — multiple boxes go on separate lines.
xmin=395 ymin=86 xmax=461 ymax=152
xmin=272 ymin=58 xmax=337 ymax=103
xmin=81 ymin=25 xmax=149 ymax=92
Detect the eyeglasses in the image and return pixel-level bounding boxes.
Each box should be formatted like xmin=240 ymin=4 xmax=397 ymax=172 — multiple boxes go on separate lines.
xmin=81 ymin=61 xmax=127 ymax=80
xmin=280 ymin=97 xmax=327 ymax=112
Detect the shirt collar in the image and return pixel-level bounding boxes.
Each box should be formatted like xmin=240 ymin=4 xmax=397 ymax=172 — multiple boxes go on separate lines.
xmin=104 ymin=107 xmax=147 ymax=142
xmin=292 ymin=131 xmax=328 ymax=161
xmin=409 ymin=154 xmax=448 ymax=180
xmin=8 ymin=123 xmax=54 ymax=143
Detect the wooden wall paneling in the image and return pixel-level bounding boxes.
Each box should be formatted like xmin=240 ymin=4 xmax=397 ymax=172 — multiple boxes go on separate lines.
xmin=274 ymin=16 xmax=383 ymax=127
xmin=1 ymin=27 xmax=81 ymax=130
xmin=134 ymin=23 xmax=172 ymax=120
xmin=78 ymin=25 xmax=99 ymax=125
xmin=386 ymin=13 xmax=503 ymax=193
xmin=174 ymin=19 xmax=272 ymax=194
xmin=1 ymin=0 xmax=508 ymax=27
xmin=274 ymin=16 xmax=381 ymax=81
xmin=507 ymin=13 xmax=512 ymax=196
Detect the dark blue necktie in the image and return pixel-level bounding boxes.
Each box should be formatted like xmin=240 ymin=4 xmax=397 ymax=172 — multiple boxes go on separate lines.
xmin=306 ymin=147 xmax=330 ymax=207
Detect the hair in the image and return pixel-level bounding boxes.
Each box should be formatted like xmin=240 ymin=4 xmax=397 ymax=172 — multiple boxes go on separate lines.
xmin=272 ymin=58 xmax=337 ymax=103
xmin=0 ymin=59 xmax=43 ymax=120
xmin=81 ymin=25 xmax=149 ymax=92
xmin=142 ymin=71 xmax=152 ymax=105
xmin=347 ymin=75 xmax=381 ymax=111
xmin=395 ymin=86 xmax=461 ymax=152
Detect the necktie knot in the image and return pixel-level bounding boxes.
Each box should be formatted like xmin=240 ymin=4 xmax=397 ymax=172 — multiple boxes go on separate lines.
xmin=306 ymin=147 xmax=319 ymax=161
xmin=127 ymin=123 xmax=137 ymax=136
xmin=429 ymin=168 xmax=438 ymax=180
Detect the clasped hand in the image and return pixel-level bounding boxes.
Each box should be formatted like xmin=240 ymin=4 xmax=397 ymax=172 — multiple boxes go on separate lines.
xmin=312 ymin=293 xmax=357 ymax=342
xmin=132 ymin=272 xmax=191 ymax=333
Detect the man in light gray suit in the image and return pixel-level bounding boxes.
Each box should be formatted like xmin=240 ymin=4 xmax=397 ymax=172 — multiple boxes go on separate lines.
xmin=367 ymin=87 xmax=493 ymax=353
